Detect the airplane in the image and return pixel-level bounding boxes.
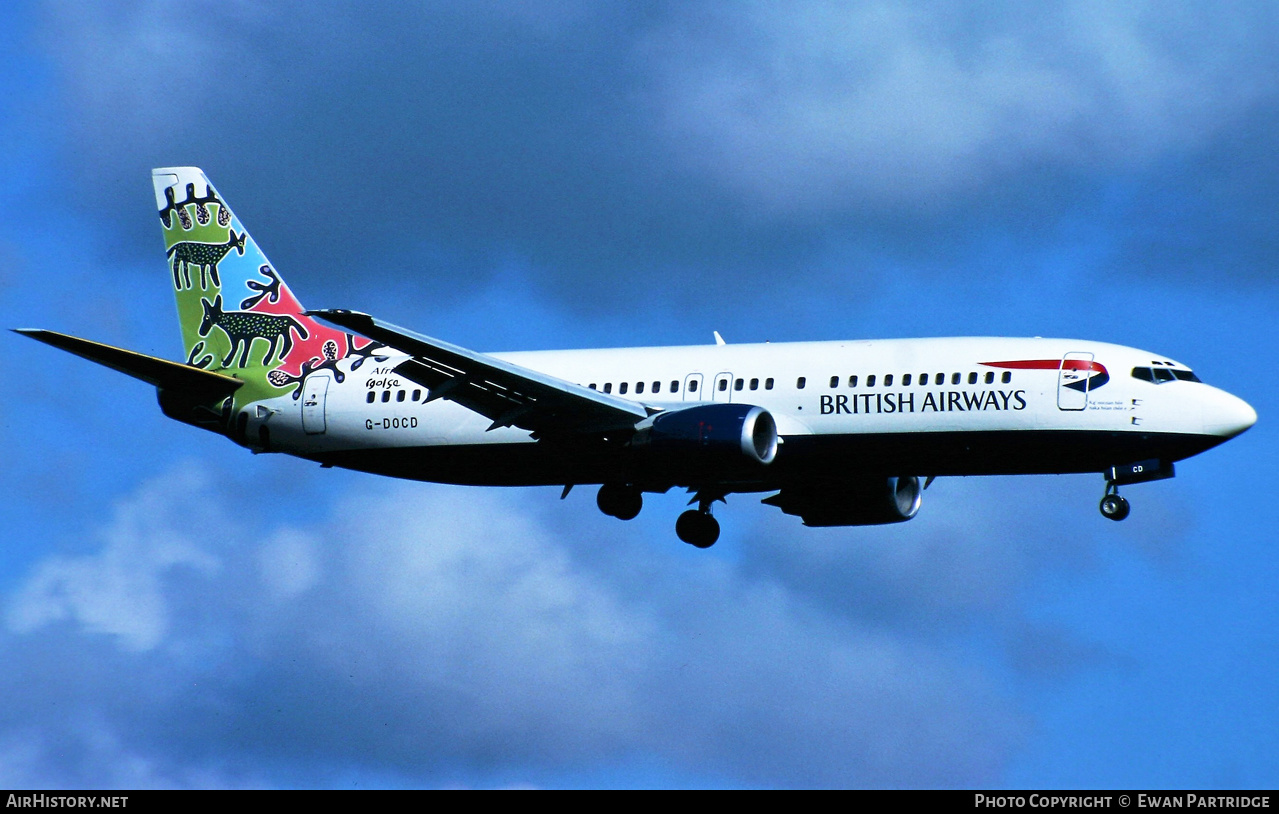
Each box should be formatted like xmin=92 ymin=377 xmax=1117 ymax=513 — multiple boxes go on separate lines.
xmin=15 ymin=167 xmax=1257 ymax=547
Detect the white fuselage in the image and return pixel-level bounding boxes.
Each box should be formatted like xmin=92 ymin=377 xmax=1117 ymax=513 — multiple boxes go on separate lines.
xmin=244 ymin=336 xmax=1254 ymax=490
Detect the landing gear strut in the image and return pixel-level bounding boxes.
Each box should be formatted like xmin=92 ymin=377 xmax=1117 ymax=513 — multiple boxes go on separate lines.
xmin=1099 ymin=482 xmax=1130 ymax=521
xmin=676 ymin=492 xmax=722 ymax=548
xmin=597 ymin=484 xmax=642 ymax=520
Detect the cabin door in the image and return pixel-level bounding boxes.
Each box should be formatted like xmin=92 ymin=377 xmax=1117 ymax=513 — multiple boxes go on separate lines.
xmin=302 ymin=374 xmax=331 ymax=434
xmin=1057 ymin=352 xmax=1093 ymax=411
xmin=682 ymin=373 xmax=704 ymax=402
xmin=712 ymin=372 xmax=734 ymax=402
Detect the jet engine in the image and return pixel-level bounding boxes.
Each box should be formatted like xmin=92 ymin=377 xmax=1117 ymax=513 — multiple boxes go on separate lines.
xmin=763 ymin=476 xmax=922 ymax=526
xmin=632 ymin=403 xmax=778 ymax=465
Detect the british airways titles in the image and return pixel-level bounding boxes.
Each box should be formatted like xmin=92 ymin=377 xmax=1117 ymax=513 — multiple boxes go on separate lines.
xmin=819 ymin=388 xmax=1029 ymax=415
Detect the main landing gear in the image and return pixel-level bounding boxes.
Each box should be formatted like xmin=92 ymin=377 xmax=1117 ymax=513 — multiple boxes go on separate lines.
xmin=594 ymin=484 xmax=722 ymax=548
xmin=676 ymin=491 xmax=723 ymax=548
xmin=676 ymin=510 xmax=719 ymax=548
xmin=597 ymin=483 xmax=642 ymax=521
xmin=1099 ymin=483 xmax=1131 ymax=522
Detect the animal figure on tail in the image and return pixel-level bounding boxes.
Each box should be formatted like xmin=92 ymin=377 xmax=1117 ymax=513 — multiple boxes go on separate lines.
xmin=168 ymin=229 xmax=246 ymax=290
xmin=198 ymin=294 xmax=309 ymax=368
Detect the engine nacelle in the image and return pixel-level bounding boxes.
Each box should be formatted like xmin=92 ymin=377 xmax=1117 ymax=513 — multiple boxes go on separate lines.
xmin=763 ymin=476 xmax=922 ymax=526
xmin=633 ymin=403 xmax=778 ymax=465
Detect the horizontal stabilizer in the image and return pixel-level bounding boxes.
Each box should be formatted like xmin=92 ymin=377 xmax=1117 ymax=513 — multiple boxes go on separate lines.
xmin=14 ymin=329 xmax=244 ymax=399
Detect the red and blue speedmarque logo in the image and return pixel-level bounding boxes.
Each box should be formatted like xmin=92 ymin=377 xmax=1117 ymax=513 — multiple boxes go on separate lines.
xmin=979 ymin=359 xmax=1110 ymax=392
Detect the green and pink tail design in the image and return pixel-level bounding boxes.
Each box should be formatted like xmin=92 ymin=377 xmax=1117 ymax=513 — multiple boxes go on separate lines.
xmin=153 ymin=167 xmax=382 ymax=406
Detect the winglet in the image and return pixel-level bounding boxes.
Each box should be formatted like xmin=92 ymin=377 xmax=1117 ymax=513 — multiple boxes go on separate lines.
xmin=713 ymin=331 xmax=726 ymax=346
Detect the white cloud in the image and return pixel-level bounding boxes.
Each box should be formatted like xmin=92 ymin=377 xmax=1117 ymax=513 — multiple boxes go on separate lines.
xmin=6 ymin=465 xmax=220 ymax=652
xmin=3 ymin=463 xmax=1032 ymax=786
xmin=645 ymin=1 xmax=1279 ymax=213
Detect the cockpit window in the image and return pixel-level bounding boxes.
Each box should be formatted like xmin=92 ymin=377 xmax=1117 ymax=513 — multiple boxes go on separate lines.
xmin=1132 ymin=366 xmax=1201 ymax=384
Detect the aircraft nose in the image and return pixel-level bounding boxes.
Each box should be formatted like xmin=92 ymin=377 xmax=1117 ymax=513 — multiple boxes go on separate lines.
xmin=1204 ymin=389 xmax=1257 ymax=439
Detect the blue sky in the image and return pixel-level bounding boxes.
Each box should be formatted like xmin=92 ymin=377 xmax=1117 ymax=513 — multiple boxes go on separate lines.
xmin=1 ymin=1 xmax=1276 ymax=789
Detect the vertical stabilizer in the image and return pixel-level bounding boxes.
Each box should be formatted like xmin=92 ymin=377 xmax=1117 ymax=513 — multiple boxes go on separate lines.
xmin=152 ymin=168 xmax=377 ymax=403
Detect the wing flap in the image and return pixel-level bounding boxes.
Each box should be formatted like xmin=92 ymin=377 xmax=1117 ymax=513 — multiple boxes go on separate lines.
xmin=14 ymin=329 xmax=244 ymax=399
xmin=308 ymin=310 xmax=648 ymax=437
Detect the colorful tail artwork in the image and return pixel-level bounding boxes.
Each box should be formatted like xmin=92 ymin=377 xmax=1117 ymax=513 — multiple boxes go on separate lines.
xmin=152 ymin=167 xmax=382 ymax=407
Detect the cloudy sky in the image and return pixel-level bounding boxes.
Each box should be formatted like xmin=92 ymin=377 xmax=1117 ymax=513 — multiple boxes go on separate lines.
xmin=1 ymin=0 xmax=1276 ymax=789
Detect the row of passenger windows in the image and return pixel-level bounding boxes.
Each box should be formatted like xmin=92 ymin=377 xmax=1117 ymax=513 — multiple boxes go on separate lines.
xmin=810 ymin=371 xmax=1012 ymax=388
xmin=584 ymin=370 xmax=1012 ymax=396
xmin=366 ymin=389 xmax=424 ymax=403
xmin=354 ymin=366 xmax=1197 ymax=405
xmin=589 ymin=378 xmax=778 ymax=395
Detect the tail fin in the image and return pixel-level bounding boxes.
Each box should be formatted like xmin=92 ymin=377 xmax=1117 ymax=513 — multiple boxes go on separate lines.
xmin=152 ymin=167 xmax=363 ymax=396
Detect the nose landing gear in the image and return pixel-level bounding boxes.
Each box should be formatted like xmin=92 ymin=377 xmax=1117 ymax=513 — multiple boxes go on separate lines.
xmin=1098 ymin=459 xmax=1175 ymax=521
xmin=1099 ymin=483 xmax=1130 ymax=521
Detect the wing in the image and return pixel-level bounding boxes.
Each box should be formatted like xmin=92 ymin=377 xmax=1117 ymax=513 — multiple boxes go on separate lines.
xmin=14 ymin=329 xmax=244 ymax=401
xmin=308 ymin=310 xmax=649 ymax=438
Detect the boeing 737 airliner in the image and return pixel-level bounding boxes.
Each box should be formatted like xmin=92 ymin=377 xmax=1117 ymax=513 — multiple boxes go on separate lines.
xmin=16 ymin=168 xmax=1257 ymax=547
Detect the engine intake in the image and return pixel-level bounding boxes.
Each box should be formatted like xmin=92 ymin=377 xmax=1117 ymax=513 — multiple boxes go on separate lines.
xmin=634 ymin=403 xmax=778 ymax=465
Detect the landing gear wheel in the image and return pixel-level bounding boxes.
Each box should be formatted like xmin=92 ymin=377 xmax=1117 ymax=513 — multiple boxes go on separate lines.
xmin=597 ymin=484 xmax=642 ymax=520
xmin=676 ymin=510 xmax=720 ymax=548
xmin=1100 ymin=493 xmax=1130 ymax=521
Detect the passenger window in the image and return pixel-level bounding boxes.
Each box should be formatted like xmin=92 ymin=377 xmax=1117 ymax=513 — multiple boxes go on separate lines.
xmin=653 ymin=381 xmax=661 ymax=392
xmin=636 ymin=381 xmax=645 ymax=394
xmin=735 ymin=378 xmax=744 ymax=391
xmin=620 ymin=382 xmax=629 ymax=394
xmin=397 ymin=390 xmax=405 ymax=402
xmin=867 ymin=375 xmax=876 ymax=387
xmin=952 ymin=372 xmax=961 ymax=385
xmin=670 ymin=381 xmax=679 ymax=393
xmin=718 ymin=379 xmax=728 ymax=391
xmin=848 ymin=375 xmax=858 ymax=387
xmin=985 ymin=371 xmax=994 ymax=384
xmin=604 ymin=383 xmax=613 ymax=394
xmin=936 ymin=373 xmax=944 ymax=385
xmin=919 ymin=373 xmax=929 ymax=385
xmin=968 ymin=372 xmax=978 ymax=384
xmin=902 ymin=374 xmax=911 ymax=386
xmin=381 ymin=390 xmax=390 ymax=403
xmin=796 ymin=377 xmax=806 ymax=389
xmin=589 ymin=383 xmax=597 ymax=390
xmin=413 ymin=389 xmax=422 ymax=401
xmin=750 ymin=378 xmax=759 ymax=390
xmin=366 ymin=391 xmax=375 ymax=404
xmin=884 ymin=374 xmax=894 ymax=387
xmin=688 ymin=380 xmax=698 ymax=392
xmin=1001 ymin=372 xmax=1011 ymax=384
xmin=765 ymin=378 xmax=774 ymax=390
xmin=829 ymin=375 xmax=839 ymax=388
